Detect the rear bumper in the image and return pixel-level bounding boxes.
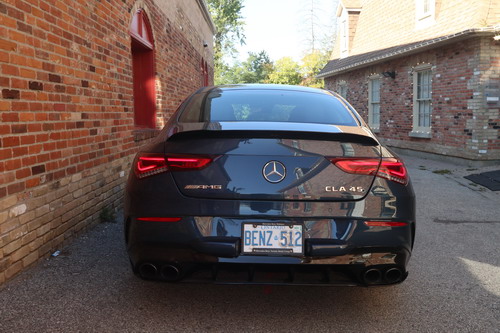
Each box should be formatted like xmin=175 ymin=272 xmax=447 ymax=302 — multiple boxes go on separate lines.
xmin=126 ymin=216 xmax=413 ymax=285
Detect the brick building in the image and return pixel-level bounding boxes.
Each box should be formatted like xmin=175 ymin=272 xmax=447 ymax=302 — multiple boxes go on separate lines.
xmin=318 ymin=0 xmax=500 ymax=164
xmin=0 ymin=0 xmax=214 ymax=284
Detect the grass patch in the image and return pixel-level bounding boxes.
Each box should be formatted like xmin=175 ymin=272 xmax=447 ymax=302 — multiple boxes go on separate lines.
xmin=433 ymin=169 xmax=452 ymax=175
xmin=100 ymin=207 xmax=117 ymax=223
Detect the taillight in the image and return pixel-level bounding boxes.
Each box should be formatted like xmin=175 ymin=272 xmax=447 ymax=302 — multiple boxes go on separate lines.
xmin=135 ymin=154 xmax=168 ymax=178
xmin=330 ymin=157 xmax=408 ymax=185
xmin=377 ymin=158 xmax=408 ymax=184
xmin=134 ymin=153 xmax=216 ymax=178
xmin=167 ymin=157 xmax=212 ymax=170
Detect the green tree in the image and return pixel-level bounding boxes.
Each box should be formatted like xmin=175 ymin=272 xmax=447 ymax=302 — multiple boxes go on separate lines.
xmin=206 ymin=0 xmax=246 ymax=84
xmin=300 ymin=50 xmax=329 ymax=88
xmin=243 ymin=51 xmax=273 ymax=83
xmin=267 ymin=57 xmax=302 ymax=85
xmin=217 ymin=51 xmax=273 ymax=84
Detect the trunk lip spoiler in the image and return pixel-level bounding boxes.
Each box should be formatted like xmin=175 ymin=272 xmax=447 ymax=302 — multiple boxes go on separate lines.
xmin=165 ymin=122 xmax=379 ymax=146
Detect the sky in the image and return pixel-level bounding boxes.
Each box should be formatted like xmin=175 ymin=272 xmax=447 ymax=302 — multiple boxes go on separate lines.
xmin=234 ymin=0 xmax=338 ymax=63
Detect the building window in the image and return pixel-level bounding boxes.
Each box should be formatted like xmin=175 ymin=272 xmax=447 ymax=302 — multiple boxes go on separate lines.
xmin=368 ymin=77 xmax=381 ymax=131
xmin=130 ymin=9 xmax=156 ymax=128
xmin=415 ymin=0 xmax=435 ymax=29
xmin=410 ymin=65 xmax=432 ymax=138
xmin=338 ymin=81 xmax=347 ymax=99
xmin=339 ymin=12 xmax=348 ymax=58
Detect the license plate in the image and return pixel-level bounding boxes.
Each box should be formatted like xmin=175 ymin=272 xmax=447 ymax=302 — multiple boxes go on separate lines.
xmin=242 ymin=223 xmax=303 ymax=255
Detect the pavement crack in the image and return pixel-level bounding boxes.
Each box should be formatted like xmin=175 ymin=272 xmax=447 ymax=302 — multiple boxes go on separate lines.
xmin=433 ymin=218 xmax=500 ymax=224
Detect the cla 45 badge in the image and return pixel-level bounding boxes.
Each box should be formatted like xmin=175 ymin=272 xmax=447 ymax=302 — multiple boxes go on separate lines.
xmin=325 ymin=186 xmax=365 ymax=192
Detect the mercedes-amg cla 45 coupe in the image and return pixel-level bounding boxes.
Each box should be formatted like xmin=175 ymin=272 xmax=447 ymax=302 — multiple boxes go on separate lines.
xmin=124 ymin=84 xmax=415 ymax=286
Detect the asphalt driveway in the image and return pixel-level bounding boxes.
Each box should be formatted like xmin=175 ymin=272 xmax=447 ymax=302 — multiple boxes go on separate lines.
xmin=0 ymin=154 xmax=499 ymax=333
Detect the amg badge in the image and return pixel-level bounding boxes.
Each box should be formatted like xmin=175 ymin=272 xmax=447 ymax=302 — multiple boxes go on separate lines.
xmin=184 ymin=185 xmax=222 ymax=190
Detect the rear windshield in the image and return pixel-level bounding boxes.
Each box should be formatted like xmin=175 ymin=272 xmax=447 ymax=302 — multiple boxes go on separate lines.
xmin=179 ymin=89 xmax=358 ymax=126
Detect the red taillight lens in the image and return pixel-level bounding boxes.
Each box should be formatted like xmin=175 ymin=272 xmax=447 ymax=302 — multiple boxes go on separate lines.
xmin=377 ymin=158 xmax=407 ymax=184
xmin=137 ymin=217 xmax=182 ymax=222
xmin=166 ymin=157 xmax=212 ymax=171
xmin=364 ymin=221 xmax=408 ymax=227
xmin=135 ymin=154 xmax=168 ymax=178
xmin=331 ymin=158 xmax=380 ymax=175
xmin=330 ymin=157 xmax=408 ymax=185
xmin=134 ymin=153 xmax=216 ymax=178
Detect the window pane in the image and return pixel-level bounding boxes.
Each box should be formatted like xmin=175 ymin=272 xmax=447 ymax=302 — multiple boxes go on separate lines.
xmin=339 ymin=85 xmax=347 ymax=98
xmin=185 ymin=89 xmax=359 ymax=126
xmin=424 ymin=101 xmax=430 ymax=127
xmin=372 ymin=103 xmax=380 ymax=126
xmin=418 ymin=100 xmax=431 ymax=127
xmin=371 ymin=79 xmax=380 ymax=103
xmin=418 ymin=102 xmax=424 ymax=127
xmin=417 ymin=70 xmax=431 ymax=100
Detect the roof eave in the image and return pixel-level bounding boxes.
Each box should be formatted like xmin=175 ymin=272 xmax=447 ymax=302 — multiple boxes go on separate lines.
xmin=317 ymin=29 xmax=496 ymax=79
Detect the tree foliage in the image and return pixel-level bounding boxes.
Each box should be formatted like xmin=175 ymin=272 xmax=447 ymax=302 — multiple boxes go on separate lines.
xmin=300 ymin=50 xmax=329 ymax=88
xmin=266 ymin=57 xmax=302 ymax=85
xmin=217 ymin=51 xmax=273 ymax=84
xmin=206 ymin=0 xmax=332 ymax=87
xmin=218 ymin=51 xmax=329 ymax=87
xmin=206 ymin=0 xmax=246 ymax=84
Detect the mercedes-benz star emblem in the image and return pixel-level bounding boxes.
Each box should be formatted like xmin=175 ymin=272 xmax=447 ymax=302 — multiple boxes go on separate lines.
xmin=262 ymin=161 xmax=286 ymax=183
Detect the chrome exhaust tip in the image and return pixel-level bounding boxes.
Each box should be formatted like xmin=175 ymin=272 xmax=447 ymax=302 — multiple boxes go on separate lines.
xmin=160 ymin=264 xmax=181 ymax=281
xmin=362 ymin=268 xmax=382 ymax=284
xmin=384 ymin=267 xmax=403 ymax=283
xmin=139 ymin=263 xmax=158 ymax=279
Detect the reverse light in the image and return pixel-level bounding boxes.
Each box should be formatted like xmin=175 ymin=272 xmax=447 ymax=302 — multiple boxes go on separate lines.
xmin=134 ymin=153 xmax=216 ymax=178
xmin=137 ymin=217 xmax=182 ymax=222
xmin=330 ymin=157 xmax=408 ymax=185
xmin=364 ymin=221 xmax=408 ymax=227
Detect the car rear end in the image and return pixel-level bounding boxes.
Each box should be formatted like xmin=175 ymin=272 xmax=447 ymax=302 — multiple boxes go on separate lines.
xmin=124 ymin=85 xmax=415 ymax=286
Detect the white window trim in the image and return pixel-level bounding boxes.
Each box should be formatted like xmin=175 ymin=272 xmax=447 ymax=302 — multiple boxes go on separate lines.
xmin=410 ymin=64 xmax=432 ymax=138
xmin=415 ymin=0 xmax=435 ymax=29
xmin=368 ymin=75 xmax=381 ymax=132
xmin=339 ymin=8 xmax=349 ymax=58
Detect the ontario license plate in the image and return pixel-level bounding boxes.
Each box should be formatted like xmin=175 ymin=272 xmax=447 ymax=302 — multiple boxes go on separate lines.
xmin=242 ymin=223 xmax=303 ymax=255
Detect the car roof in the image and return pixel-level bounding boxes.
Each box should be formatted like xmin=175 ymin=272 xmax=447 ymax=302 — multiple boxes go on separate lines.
xmin=199 ymin=84 xmax=334 ymax=96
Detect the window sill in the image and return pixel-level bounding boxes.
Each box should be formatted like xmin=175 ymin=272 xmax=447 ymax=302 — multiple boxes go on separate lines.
xmin=408 ymin=131 xmax=432 ymax=139
xmin=370 ymin=127 xmax=380 ymax=133
xmin=133 ymin=128 xmax=160 ymax=142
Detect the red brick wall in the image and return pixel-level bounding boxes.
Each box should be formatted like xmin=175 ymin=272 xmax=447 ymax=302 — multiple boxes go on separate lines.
xmin=325 ymin=37 xmax=500 ymax=161
xmin=0 ymin=0 xmax=213 ymax=284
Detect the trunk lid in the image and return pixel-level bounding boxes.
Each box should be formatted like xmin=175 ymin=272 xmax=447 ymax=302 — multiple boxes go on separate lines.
xmin=165 ymin=122 xmax=381 ymax=201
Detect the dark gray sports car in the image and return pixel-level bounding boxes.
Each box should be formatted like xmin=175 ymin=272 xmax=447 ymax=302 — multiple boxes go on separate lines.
xmin=124 ymin=84 xmax=415 ymax=286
